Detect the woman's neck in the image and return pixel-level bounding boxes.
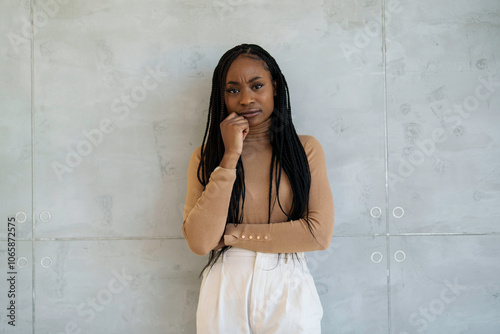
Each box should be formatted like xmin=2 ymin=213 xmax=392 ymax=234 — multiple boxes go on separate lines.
xmin=245 ymin=116 xmax=272 ymax=142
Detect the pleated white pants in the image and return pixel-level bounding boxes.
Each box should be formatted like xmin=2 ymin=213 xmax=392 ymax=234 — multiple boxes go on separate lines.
xmin=196 ymin=247 xmax=323 ymax=334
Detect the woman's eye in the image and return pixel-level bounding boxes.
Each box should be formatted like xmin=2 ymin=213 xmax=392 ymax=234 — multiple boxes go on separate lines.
xmin=253 ymin=84 xmax=263 ymax=89
xmin=226 ymin=88 xmax=238 ymax=94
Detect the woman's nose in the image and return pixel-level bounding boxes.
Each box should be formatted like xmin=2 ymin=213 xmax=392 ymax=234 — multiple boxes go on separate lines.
xmin=239 ymin=88 xmax=254 ymax=105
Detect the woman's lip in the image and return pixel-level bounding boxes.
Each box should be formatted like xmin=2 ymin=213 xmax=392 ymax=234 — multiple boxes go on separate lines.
xmin=240 ymin=111 xmax=260 ymax=118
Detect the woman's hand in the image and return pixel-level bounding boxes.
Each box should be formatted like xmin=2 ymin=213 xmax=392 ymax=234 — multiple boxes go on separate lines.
xmin=220 ymin=112 xmax=249 ymax=157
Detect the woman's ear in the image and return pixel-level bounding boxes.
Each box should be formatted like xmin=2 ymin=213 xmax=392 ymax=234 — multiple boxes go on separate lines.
xmin=273 ymin=80 xmax=277 ymax=96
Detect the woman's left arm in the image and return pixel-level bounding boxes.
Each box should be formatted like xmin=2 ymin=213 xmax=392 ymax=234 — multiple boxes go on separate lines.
xmin=223 ymin=136 xmax=335 ymax=253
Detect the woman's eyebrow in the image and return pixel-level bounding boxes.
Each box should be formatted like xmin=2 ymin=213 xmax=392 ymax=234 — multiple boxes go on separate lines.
xmin=226 ymin=76 xmax=262 ymax=86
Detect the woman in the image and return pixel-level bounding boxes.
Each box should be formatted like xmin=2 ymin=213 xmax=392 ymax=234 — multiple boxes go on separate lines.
xmin=182 ymin=43 xmax=334 ymax=333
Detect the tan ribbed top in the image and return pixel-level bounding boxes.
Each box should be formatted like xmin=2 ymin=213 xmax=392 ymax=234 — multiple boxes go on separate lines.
xmin=182 ymin=116 xmax=334 ymax=255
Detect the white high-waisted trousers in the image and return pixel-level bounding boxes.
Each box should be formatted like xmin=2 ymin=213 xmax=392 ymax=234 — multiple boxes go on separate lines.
xmin=196 ymin=247 xmax=323 ymax=334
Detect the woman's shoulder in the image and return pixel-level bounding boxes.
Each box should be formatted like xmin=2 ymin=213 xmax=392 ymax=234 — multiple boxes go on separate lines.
xmin=298 ymin=135 xmax=327 ymax=162
xmin=191 ymin=143 xmax=209 ymax=155
xmin=298 ymin=134 xmax=323 ymax=149
xmin=188 ymin=144 xmax=204 ymax=164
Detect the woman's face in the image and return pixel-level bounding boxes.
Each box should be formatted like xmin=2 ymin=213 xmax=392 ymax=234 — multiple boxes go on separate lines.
xmin=224 ymin=54 xmax=276 ymax=127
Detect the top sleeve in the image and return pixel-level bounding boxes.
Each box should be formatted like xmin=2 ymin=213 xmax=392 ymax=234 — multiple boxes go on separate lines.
xmin=182 ymin=146 xmax=237 ymax=256
xmin=223 ymin=136 xmax=334 ymax=253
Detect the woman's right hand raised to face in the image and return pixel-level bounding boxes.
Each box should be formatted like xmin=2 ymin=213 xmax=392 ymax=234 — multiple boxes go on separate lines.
xmin=219 ymin=112 xmax=249 ymax=168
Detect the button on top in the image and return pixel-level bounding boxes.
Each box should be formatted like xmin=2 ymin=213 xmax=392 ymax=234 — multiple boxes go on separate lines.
xmin=249 ymin=235 xmax=253 ymax=240
xmin=241 ymin=235 xmax=246 ymax=239
xmin=264 ymin=236 xmax=269 ymax=240
xmin=256 ymin=235 xmax=261 ymax=240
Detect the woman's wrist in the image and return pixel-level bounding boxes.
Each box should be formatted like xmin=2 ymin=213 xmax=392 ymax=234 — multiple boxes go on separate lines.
xmin=219 ymin=153 xmax=239 ymax=169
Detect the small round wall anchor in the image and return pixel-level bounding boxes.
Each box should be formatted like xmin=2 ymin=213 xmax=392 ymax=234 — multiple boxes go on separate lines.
xmin=40 ymin=256 xmax=53 ymax=268
xmin=16 ymin=211 xmax=27 ymax=223
xmin=371 ymin=252 xmax=383 ymax=264
xmin=40 ymin=211 xmax=52 ymax=223
xmin=394 ymin=250 xmax=406 ymax=263
xmin=17 ymin=257 xmax=28 ymax=268
xmin=392 ymin=207 xmax=404 ymax=218
xmin=370 ymin=207 xmax=382 ymax=218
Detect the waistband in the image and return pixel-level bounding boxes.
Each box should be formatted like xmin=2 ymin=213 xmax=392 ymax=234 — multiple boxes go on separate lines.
xmin=222 ymin=247 xmax=308 ymax=263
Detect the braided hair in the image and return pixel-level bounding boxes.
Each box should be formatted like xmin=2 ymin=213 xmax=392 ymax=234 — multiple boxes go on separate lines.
xmin=197 ymin=43 xmax=315 ymax=277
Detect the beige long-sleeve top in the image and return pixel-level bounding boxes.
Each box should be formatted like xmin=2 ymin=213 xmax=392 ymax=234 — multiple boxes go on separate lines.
xmin=182 ymin=116 xmax=334 ymax=256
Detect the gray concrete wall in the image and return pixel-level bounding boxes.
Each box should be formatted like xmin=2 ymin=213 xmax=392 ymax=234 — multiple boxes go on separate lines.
xmin=1 ymin=0 xmax=499 ymax=333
